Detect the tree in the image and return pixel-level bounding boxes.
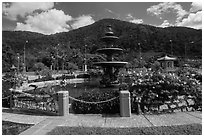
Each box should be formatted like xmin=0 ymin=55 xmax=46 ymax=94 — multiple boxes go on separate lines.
xmin=151 ymin=61 xmax=161 ymax=72
xmin=2 ymin=43 xmax=15 ymax=72
xmin=66 ymin=62 xmax=78 ymax=70
xmin=33 ymin=62 xmax=48 ymax=74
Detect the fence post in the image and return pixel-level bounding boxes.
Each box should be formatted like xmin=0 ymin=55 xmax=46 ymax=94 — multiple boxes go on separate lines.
xmin=119 ymin=90 xmax=131 ymax=117
xmin=9 ymin=89 xmax=14 ymax=110
xmin=9 ymin=94 xmax=13 ymax=110
xmin=57 ymin=91 xmax=69 ymax=116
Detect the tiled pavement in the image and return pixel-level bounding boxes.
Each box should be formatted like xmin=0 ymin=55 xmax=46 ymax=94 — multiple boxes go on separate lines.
xmin=2 ymin=108 xmax=202 ymax=135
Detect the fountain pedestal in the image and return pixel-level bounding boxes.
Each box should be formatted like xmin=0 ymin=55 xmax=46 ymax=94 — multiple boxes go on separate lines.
xmin=94 ymin=25 xmax=128 ymax=87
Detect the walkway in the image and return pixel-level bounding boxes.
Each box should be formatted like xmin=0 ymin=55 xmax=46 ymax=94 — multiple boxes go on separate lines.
xmin=2 ymin=108 xmax=202 ymax=135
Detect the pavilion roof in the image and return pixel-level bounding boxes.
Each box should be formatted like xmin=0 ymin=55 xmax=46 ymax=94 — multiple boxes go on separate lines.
xmin=157 ymin=55 xmax=177 ymax=61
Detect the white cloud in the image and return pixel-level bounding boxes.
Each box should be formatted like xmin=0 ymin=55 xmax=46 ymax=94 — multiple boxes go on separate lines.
xmin=130 ymin=19 xmax=143 ymax=24
xmin=147 ymin=2 xmax=188 ymax=22
xmin=2 ymin=2 xmax=54 ymax=20
xmin=176 ymin=11 xmax=202 ymax=29
xmin=158 ymin=20 xmax=173 ymax=28
xmin=190 ymin=1 xmax=202 ymax=12
xmin=147 ymin=2 xmax=202 ymax=29
xmin=176 ymin=2 xmax=202 ymax=29
xmin=126 ymin=13 xmax=133 ymax=19
xmin=71 ymin=15 xmax=95 ymax=29
xmin=15 ymin=9 xmax=72 ymax=35
xmin=105 ymin=9 xmax=114 ymax=14
xmin=4 ymin=2 xmax=95 ymax=34
xmin=15 ymin=11 xmax=95 ymax=34
xmin=105 ymin=9 xmax=121 ymax=19
xmin=126 ymin=13 xmax=143 ymax=24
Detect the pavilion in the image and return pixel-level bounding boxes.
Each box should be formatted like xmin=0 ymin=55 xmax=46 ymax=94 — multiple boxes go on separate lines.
xmin=157 ymin=55 xmax=177 ymax=72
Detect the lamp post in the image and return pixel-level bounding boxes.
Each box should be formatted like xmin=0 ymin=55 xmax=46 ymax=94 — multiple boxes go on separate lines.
xmin=84 ymin=44 xmax=87 ymax=72
xmin=56 ymin=44 xmax=59 ymax=72
xmin=138 ymin=42 xmax=141 ymax=67
xmin=11 ymin=65 xmax=17 ymax=88
xmin=17 ymin=53 xmax=20 ymax=74
xmin=185 ymin=41 xmax=194 ymax=61
xmin=170 ymin=40 xmax=173 ymax=55
xmin=23 ymin=40 xmax=28 ymax=73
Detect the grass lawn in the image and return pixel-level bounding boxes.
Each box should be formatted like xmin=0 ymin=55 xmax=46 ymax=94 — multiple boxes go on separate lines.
xmin=47 ymin=124 xmax=202 ymax=135
xmin=2 ymin=121 xmax=34 ymax=135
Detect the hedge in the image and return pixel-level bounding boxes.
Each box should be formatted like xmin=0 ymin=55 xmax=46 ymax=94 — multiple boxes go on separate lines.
xmin=72 ymin=89 xmax=120 ymax=114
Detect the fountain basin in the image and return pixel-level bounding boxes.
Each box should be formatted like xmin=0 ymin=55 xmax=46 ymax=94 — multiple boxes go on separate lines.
xmin=94 ymin=61 xmax=128 ymax=67
xmin=96 ymin=48 xmax=123 ymax=55
xmin=101 ymin=36 xmax=119 ymax=42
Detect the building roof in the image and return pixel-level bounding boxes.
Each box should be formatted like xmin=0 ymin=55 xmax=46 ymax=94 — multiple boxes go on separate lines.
xmin=157 ymin=55 xmax=177 ymax=61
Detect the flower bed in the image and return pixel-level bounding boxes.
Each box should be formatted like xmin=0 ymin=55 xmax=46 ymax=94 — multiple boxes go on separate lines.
xmin=128 ymin=68 xmax=202 ymax=114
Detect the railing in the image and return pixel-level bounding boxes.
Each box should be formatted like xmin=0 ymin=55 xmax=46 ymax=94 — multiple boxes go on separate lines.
xmin=8 ymin=89 xmax=132 ymax=117
xmin=10 ymin=90 xmax=59 ymax=115
xmin=69 ymin=96 xmax=119 ymax=104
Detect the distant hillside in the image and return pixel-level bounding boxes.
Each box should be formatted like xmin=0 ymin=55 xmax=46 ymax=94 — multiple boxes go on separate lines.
xmin=2 ymin=18 xmax=202 ymax=72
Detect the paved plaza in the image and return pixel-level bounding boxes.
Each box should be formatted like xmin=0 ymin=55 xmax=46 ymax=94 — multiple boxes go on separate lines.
xmin=2 ymin=108 xmax=202 ymax=135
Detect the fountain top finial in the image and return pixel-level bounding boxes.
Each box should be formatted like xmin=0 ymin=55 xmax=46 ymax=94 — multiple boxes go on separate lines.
xmin=105 ymin=25 xmax=114 ymax=36
xmin=107 ymin=25 xmax=112 ymax=31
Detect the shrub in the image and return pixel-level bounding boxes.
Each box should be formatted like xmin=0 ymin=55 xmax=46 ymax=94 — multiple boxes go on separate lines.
xmin=72 ymin=89 xmax=120 ymax=114
xmin=76 ymin=73 xmax=90 ymax=79
xmin=2 ymin=72 xmax=23 ymax=108
xmin=128 ymin=68 xmax=202 ymax=113
xmin=56 ymin=75 xmax=75 ymax=80
xmin=34 ymin=76 xmax=55 ymax=82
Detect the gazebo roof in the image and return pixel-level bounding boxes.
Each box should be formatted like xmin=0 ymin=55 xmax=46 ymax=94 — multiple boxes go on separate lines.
xmin=157 ymin=55 xmax=177 ymax=61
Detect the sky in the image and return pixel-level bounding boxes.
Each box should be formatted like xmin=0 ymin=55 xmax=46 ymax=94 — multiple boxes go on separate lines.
xmin=2 ymin=1 xmax=202 ymax=35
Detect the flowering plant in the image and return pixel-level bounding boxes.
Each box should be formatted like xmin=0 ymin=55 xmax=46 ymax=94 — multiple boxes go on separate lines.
xmin=124 ymin=67 xmax=201 ymax=113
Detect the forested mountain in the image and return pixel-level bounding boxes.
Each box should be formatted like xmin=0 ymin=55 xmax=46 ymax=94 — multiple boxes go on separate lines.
xmin=2 ymin=18 xmax=202 ymax=72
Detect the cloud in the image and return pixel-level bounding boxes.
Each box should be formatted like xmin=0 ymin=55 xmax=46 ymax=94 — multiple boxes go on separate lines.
xmin=158 ymin=20 xmax=173 ymax=28
xmin=4 ymin=2 xmax=95 ymax=34
xmin=15 ymin=9 xmax=95 ymax=34
xmin=105 ymin=9 xmax=114 ymax=14
xmin=126 ymin=13 xmax=143 ymax=24
xmin=176 ymin=11 xmax=202 ymax=29
xmin=126 ymin=13 xmax=133 ymax=19
xmin=2 ymin=2 xmax=54 ymax=20
xmin=71 ymin=15 xmax=95 ymax=29
xmin=147 ymin=2 xmax=202 ymax=29
xmin=190 ymin=1 xmax=202 ymax=12
xmin=105 ymin=9 xmax=120 ymax=19
xmin=15 ymin=9 xmax=72 ymax=34
xmin=176 ymin=2 xmax=202 ymax=29
xmin=130 ymin=19 xmax=143 ymax=24
xmin=147 ymin=2 xmax=188 ymax=22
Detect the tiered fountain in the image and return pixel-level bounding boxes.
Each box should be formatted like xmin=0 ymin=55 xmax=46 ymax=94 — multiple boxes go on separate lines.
xmin=94 ymin=25 xmax=128 ymax=87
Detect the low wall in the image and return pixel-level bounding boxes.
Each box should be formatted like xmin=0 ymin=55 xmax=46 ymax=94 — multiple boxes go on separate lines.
xmin=159 ymin=96 xmax=196 ymax=113
xmin=136 ymin=95 xmax=198 ymax=114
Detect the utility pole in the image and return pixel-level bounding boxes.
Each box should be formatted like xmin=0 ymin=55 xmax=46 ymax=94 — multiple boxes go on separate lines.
xmin=23 ymin=41 xmax=28 ymax=73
